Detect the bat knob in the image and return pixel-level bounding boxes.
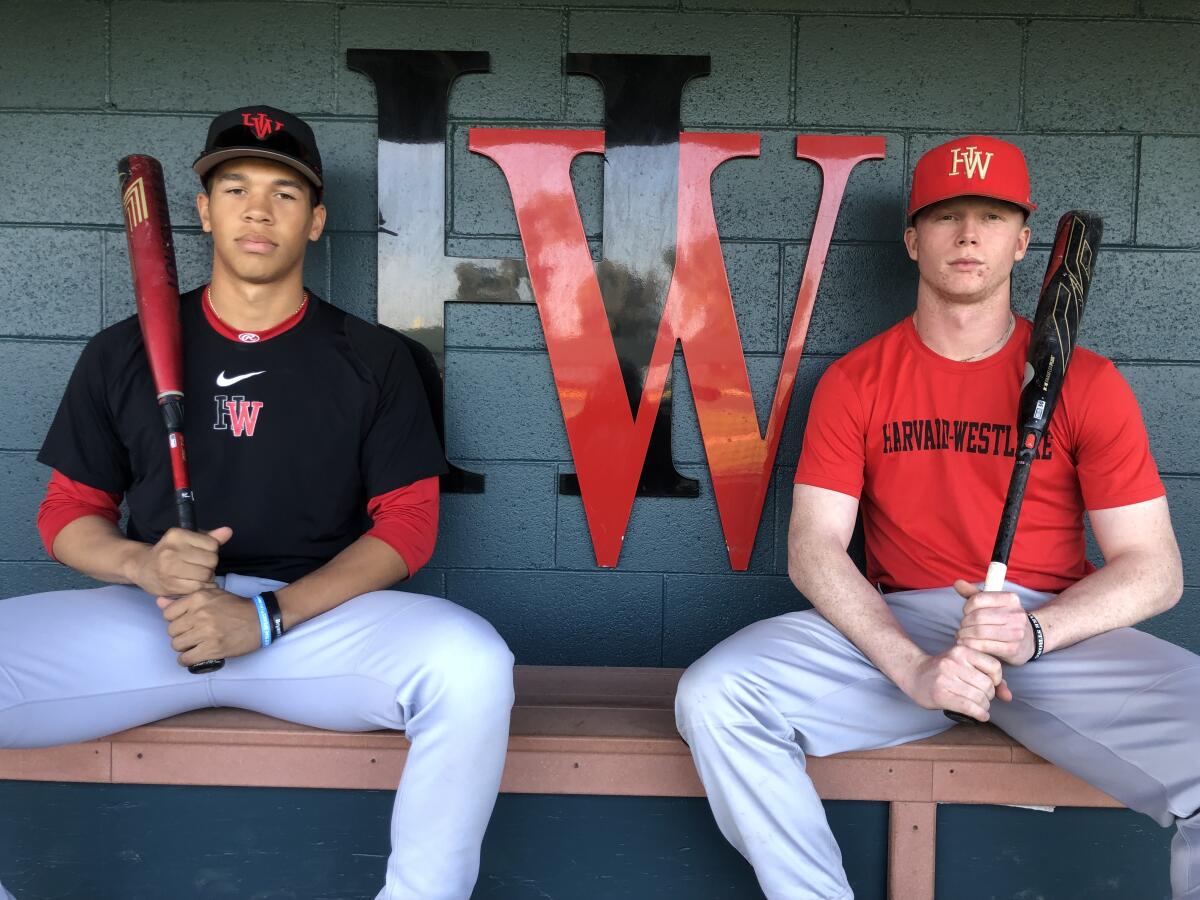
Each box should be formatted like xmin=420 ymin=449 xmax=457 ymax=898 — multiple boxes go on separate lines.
xmin=188 ymin=658 xmax=225 ymax=674
xmin=943 ymin=709 xmax=981 ymax=725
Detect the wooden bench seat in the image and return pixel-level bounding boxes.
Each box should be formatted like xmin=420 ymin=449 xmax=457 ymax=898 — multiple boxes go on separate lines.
xmin=0 ymin=665 xmax=1119 ymax=899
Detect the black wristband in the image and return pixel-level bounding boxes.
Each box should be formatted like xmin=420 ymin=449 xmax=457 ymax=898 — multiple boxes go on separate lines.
xmin=261 ymin=590 xmax=285 ymax=641
xmin=1026 ymin=612 xmax=1045 ymax=662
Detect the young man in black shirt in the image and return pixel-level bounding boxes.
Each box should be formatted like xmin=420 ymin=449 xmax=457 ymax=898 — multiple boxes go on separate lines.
xmin=0 ymin=106 xmax=514 ymax=900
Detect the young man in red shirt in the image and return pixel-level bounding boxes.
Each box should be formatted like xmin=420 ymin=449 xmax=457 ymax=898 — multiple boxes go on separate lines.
xmin=676 ymin=135 xmax=1198 ymax=899
xmin=0 ymin=106 xmax=513 ymax=900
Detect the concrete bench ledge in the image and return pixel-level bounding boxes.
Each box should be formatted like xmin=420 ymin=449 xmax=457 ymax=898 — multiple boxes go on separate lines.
xmin=0 ymin=665 xmax=1120 ymax=899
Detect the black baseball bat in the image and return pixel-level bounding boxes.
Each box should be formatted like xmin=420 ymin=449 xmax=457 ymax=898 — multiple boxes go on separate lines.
xmin=945 ymin=210 xmax=1103 ymax=725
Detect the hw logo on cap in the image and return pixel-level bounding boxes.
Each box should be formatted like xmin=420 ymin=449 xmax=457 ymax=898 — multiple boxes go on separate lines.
xmin=908 ymin=134 xmax=1036 ymax=218
xmin=948 ymin=145 xmax=993 ymax=180
xmin=242 ymin=111 xmax=284 ymax=141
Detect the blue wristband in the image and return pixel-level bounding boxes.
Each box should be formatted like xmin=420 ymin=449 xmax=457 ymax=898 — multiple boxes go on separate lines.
xmin=252 ymin=594 xmax=272 ymax=648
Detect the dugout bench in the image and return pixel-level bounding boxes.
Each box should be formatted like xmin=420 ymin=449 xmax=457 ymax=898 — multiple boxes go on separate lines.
xmin=0 ymin=665 xmax=1119 ymax=899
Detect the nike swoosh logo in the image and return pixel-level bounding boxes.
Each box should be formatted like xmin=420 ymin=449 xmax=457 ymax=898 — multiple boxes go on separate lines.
xmin=216 ymin=370 xmax=266 ymax=387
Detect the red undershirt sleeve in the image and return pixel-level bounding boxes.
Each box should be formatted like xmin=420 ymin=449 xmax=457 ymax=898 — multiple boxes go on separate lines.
xmin=37 ymin=469 xmax=122 ymax=561
xmin=364 ymin=475 xmax=441 ymax=577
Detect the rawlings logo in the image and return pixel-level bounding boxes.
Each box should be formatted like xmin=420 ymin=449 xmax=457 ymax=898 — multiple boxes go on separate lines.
xmin=242 ymin=112 xmax=284 ymax=141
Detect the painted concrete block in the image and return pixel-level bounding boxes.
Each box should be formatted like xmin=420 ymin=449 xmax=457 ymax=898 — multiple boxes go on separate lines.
xmin=328 ymin=233 xmax=379 ymax=323
xmin=111 ymin=2 xmax=335 ymax=113
xmin=1118 ymin=365 xmax=1200 ymax=476
xmin=775 ymin=355 xmax=838 ymax=469
xmin=1141 ymin=1 xmax=1200 ymax=17
xmin=311 ymin=119 xmax=377 ymax=233
xmin=0 ymin=1 xmax=106 ymax=109
xmin=662 ymin=574 xmax=805 ymax=667
xmin=781 ymin=241 xmax=916 ymax=356
xmin=470 ymin=0 xmax=674 ymax=7
xmin=908 ymin=133 xmax=1137 ymax=247
xmin=716 ymin=242 xmax=781 ymax=354
xmin=338 ymin=7 xmax=562 ymax=121
xmin=1138 ymin=587 xmax=1200 ymax=656
xmin=444 ymin=349 xmax=570 ymax=462
xmin=1011 ymin=248 xmax=1200 ymax=364
xmin=452 ymin=124 xmax=604 ymax=240
xmin=0 ymin=116 xmax=370 ymax=236
xmin=401 ymin=567 xmax=445 ymax=600
xmin=555 ymin=464 xmax=776 ymax=574
xmin=914 ymin=0 xmax=1134 ymax=12
xmin=1026 ymin=22 xmax=1200 ymax=133
xmin=445 ymin=303 xmax=545 ymax=353
xmin=430 ymin=463 xmax=558 ymax=570
xmin=710 ymin=131 xmax=904 ymax=244
xmin=1138 ymin=137 xmax=1200 ymax=249
xmin=1165 ymin=476 xmax=1200 ymax=584
xmin=0 ymin=114 xmax=205 ymax=226
xmin=0 ymin=340 xmax=84 ymax=451
xmin=446 ymin=570 xmax=663 ymax=665
xmin=0 ymin=451 xmax=52 ymax=561
xmin=691 ymin=0 xmax=902 ymax=9
xmin=796 ymin=18 xmax=1021 ymax=131
xmin=0 ymin=228 xmax=103 ymax=337
xmin=566 ymin=12 xmax=792 ymax=127
xmin=0 ymin=562 xmax=103 ymax=600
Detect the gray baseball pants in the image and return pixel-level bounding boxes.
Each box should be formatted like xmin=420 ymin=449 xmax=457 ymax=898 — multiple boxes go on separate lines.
xmin=0 ymin=573 xmax=515 ymax=900
xmin=675 ymin=584 xmax=1200 ymax=900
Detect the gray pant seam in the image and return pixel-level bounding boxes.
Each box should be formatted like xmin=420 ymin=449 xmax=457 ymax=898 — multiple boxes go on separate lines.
xmin=683 ymin=672 xmax=902 ymax=741
xmin=1006 ymin=696 xmax=1175 ymax=822
xmin=352 ymin=595 xmax=440 ymax=680
xmin=0 ymin=661 xmax=25 ymax=704
xmin=1098 ymin=663 xmax=1200 ymax=731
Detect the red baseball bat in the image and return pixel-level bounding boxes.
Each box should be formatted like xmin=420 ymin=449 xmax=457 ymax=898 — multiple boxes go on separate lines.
xmin=118 ymin=154 xmax=223 ymax=675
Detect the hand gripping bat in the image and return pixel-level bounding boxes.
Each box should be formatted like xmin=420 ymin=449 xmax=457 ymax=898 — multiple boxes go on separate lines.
xmin=119 ymin=155 xmax=224 ymax=675
xmin=945 ymin=210 xmax=1104 ymax=725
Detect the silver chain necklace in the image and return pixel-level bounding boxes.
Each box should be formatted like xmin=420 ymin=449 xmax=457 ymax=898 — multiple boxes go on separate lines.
xmin=913 ymin=311 xmax=1015 ymax=362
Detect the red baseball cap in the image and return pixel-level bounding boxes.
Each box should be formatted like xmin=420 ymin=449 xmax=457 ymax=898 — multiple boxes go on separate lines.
xmin=908 ymin=135 xmax=1036 ymax=219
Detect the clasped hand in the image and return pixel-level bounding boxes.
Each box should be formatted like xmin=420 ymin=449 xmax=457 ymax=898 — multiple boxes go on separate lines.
xmin=902 ymin=579 xmax=1033 ymax=722
xmin=130 ymin=526 xmax=262 ymax=667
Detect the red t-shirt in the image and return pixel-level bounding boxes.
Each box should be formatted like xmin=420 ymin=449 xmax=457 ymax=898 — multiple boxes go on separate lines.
xmin=794 ymin=316 xmax=1164 ymax=593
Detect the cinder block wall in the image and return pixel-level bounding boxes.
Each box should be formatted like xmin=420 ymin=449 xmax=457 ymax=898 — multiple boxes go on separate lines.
xmin=2 ymin=1 xmax=1198 ymax=896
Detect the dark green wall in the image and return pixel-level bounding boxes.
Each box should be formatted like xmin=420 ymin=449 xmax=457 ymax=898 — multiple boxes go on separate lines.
xmin=2 ymin=0 xmax=1198 ymax=896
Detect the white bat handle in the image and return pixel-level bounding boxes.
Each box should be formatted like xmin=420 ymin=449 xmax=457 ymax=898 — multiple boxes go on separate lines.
xmin=984 ymin=561 xmax=1008 ymax=593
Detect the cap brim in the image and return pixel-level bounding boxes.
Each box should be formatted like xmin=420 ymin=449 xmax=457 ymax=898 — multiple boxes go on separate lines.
xmin=193 ymin=148 xmax=322 ymax=189
xmin=909 ymin=190 xmax=1036 ymax=220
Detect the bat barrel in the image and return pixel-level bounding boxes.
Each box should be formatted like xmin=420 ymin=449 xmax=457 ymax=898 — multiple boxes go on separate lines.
xmin=119 ymin=155 xmax=184 ymax=399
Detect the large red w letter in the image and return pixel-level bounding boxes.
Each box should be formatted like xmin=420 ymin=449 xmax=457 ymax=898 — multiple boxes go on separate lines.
xmin=471 ymin=129 xmax=884 ymax=569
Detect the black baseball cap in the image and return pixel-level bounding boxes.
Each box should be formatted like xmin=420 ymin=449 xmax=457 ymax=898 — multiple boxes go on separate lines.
xmin=193 ymin=105 xmax=323 ymax=198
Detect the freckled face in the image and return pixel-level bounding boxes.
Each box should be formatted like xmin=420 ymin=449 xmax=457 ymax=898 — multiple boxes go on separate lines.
xmin=904 ymin=197 xmax=1031 ymax=304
